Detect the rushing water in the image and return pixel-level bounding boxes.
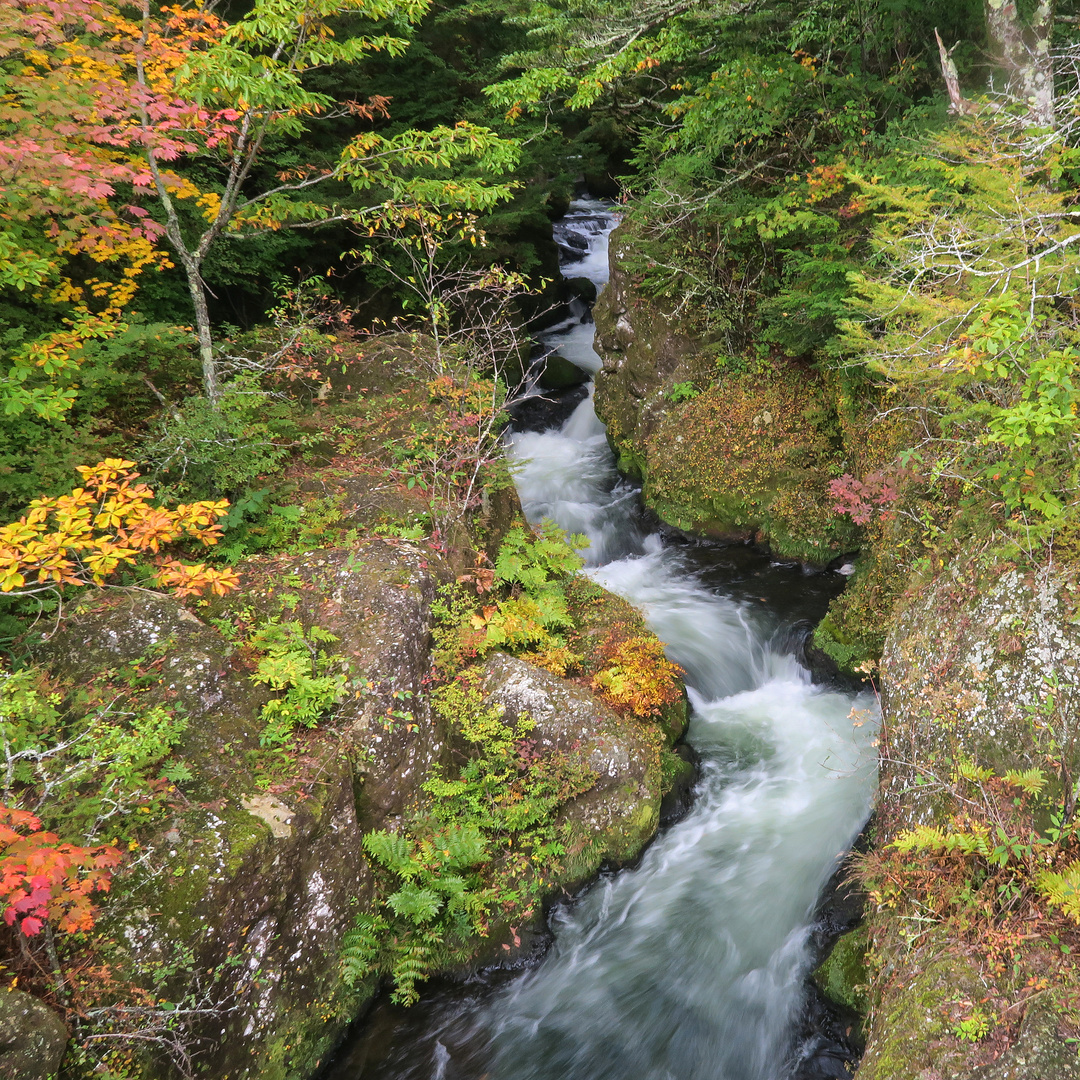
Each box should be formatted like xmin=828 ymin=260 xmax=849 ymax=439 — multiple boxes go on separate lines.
xmin=326 ymin=198 xmax=878 ymax=1080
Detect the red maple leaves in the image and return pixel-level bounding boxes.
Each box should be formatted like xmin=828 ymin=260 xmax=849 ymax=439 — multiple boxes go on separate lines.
xmin=0 ymin=805 xmax=121 ymax=937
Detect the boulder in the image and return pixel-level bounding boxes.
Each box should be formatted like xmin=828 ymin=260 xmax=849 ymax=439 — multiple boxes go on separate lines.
xmin=537 ymin=352 xmax=590 ymax=391
xmin=879 ymin=557 xmax=1080 ymax=833
xmin=0 ymin=989 xmax=67 ymax=1080
xmin=592 ymin=222 xmax=858 ymax=564
xmin=37 ymin=543 xmax=450 ymax=1080
xmin=481 ymin=651 xmax=665 ymax=881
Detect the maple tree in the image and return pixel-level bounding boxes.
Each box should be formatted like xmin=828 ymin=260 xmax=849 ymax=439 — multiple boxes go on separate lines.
xmin=0 ymin=457 xmax=239 ymax=596
xmin=1 ymin=0 xmax=519 ymax=416
xmin=0 ymin=804 xmax=121 ymax=937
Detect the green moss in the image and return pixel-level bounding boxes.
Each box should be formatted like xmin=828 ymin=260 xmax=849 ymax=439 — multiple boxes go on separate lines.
xmin=813 ymin=925 xmax=869 ymax=1015
xmin=660 ymin=747 xmax=693 ymax=796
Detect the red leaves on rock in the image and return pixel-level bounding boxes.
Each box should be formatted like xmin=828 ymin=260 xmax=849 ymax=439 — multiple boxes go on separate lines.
xmin=829 ymin=468 xmax=903 ymax=525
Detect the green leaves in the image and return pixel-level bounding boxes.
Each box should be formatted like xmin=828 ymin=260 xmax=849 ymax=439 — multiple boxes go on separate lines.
xmin=249 ymin=619 xmax=346 ymax=747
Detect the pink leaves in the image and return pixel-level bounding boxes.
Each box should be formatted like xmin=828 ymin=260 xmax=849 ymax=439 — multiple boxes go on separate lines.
xmin=829 ymin=468 xmax=904 ymax=525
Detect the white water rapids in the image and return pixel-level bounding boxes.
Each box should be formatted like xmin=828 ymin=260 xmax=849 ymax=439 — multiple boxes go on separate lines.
xmin=329 ymin=198 xmax=878 ymax=1080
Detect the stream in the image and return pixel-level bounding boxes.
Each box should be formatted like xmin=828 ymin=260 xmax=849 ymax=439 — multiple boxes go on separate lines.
xmin=326 ymin=198 xmax=879 ymax=1080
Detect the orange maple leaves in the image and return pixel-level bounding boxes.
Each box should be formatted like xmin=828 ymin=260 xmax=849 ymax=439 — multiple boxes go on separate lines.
xmin=591 ymin=634 xmax=684 ymax=719
xmin=0 ymin=805 xmax=121 ymax=937
xmin=0 ymin=458 xmax=239 ymax=597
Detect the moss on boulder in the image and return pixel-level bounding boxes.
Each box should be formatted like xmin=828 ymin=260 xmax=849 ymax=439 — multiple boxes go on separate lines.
xmin=0 ymin=989 xmax=67 ymax=1080
xmin=814 ymin=925 xmax=870 ymax=1017
xmin=592 ymin=223 xmax=859 ymax=564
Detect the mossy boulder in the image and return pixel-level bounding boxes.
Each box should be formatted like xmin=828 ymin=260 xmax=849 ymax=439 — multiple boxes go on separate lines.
xmin=0 ymin=989 xmax=67 ymax=1080
xmin=878 ymin=556 xmax=1080 ymax=833
xmin=36 ymin=542 xmax=449 ymax=1080
xmin=592 ymin=223 xmax=859 ymax=564
xmin=480 ymin=652 xmax=666 ymax=883
xmin=538 ymin=352 xmax=590 ymax=391
xmin=814 ymin=925 xmax=870 ymax=1017
xmin=858 ymin=925 xmax=1080 ymax=1080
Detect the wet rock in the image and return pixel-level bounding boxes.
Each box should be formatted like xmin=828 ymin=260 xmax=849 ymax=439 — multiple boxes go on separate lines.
xmin=537 ymin=352 xmax=590 ymax=391
xmin=563 ymin=276 xmax=597 ymax=305
xmin=658 ymin=742 xmax=698 ymax=827
xmin=0 ymin=990 xmax=68 ymax=1080
xmin=505 ymin=384 xmax=589 ymax=434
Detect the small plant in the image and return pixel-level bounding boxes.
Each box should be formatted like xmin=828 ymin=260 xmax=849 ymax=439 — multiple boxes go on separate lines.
xmin=952 ymin=1005 xmax=991 ymax=1043
xmin=0 ymin=458 xmax=239 ymax=598
xmin=666 ymin=381 xmax=699 ymax=404
xmin=248 ymin=620 xmax=346 ymax=747
xmin=0 ymin=665 xmax=189 ymax=843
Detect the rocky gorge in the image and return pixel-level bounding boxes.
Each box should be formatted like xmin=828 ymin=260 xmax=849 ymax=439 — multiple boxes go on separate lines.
xmin=6 ymin=197 xmax=1080 ymax=1080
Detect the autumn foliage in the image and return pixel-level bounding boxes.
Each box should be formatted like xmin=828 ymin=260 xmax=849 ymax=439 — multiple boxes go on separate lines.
xmin=591 ymin=634 xmax=683 ymax=719
xmin=0 ymin=458 xmax=239 ymax=596
xmin=0 ymin=805 xmax=121 ymax=937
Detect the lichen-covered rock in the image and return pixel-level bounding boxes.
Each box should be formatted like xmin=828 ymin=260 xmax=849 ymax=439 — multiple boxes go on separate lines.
xmin=879 ymin=557 xmax=1080 ymax=833
xmin=858 ymin=926 xmax=1080 ymax=1080
xmin=481 ymin=651 xmax=665 ymax=882
xmin=39 ymin=542 xmax=449 ymax=1080
xmin=0 ymin=989 xmax=67 ymax=1080
xmin=40 ymin=591 xmax=269 ymax=797
xmin=857 ymin=556 xmax=1080 ymax=1079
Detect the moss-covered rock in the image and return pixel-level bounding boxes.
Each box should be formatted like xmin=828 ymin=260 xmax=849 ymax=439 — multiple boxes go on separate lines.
xmin=38 ymin=542 xmax=447 ymax=1080
xmin=0 ymin=989 xmax=67 ymax=1080
xmin=592 ymin=223 xmax=859 ymax=564
xmin=857 ymin=554 xmax=1080 ymax=1079
xmin=27 ymin=537 xmax=687 ymax=1079
xmin=814 ymin=925 xmax=870 ymax=1017
xmin=481 ymin=651 xmax=665 ymax=883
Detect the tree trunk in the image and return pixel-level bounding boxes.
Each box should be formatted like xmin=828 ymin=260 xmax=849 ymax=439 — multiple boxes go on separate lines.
xmin=181 ymin=256 xmax=221 ymax=409
xmin=983 ymin=0 xmax=1056 ymax=127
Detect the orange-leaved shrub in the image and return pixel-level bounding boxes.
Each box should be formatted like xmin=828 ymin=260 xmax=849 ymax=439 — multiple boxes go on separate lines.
xmin=591 ymin=634 xmax=683 ymax=719
xmin=0 ymin=458 xmax=239 ymax=597
xmin=0 ymin=805 xmax=121 ymax=937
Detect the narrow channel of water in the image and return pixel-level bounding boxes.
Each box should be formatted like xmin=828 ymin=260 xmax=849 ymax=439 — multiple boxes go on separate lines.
xmin=327 ymin=198 xmax=878 ymax=1080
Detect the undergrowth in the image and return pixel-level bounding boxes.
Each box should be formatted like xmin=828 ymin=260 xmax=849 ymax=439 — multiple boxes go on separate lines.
xmin=341 ymin=673 xmax=596 ymax=1004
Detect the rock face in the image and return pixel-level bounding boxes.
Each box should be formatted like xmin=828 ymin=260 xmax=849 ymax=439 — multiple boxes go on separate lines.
xmin=482 ymin=652 xmax=664 ymax=881
xmin=878 ymin=558 xmax=1080 ymax=832
xmin=36 ymin=543 xmax=450 ymax=1079
xmin=30 ymin=542 xmax=681 ymax=1079
xmin=592 ymin=223 xmax=858 ymax=564
xmin=0 ymin=990 xmax=68 ymax=1080
xmin=851 ymin=555 xmax=1080 ymax=1079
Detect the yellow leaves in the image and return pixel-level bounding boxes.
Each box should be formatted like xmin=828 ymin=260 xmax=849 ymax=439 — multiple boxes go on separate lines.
xmin=591 ymin=635 xmax=683 ymax=718
xmin=196 ymin=191 xmax=222 ymax=222
xmin=0 ymin=460 xmax=238 ymax=598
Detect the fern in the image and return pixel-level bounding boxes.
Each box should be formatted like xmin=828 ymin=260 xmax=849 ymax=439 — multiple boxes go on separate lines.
xmin=952 ymin=758 xmax=994 ymax=785
xmin=891 ymin=824 xmax=989 ymax=858
xmin=1036 ymin=861 xmax=1080 ymax=923
xmin=387 ymin=884 xmax=443 ymax=923
xmin=363 ymin=830 xmax=417 ymax=878
xmin=1003 ymin=768 xmax=1048 ymax=795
